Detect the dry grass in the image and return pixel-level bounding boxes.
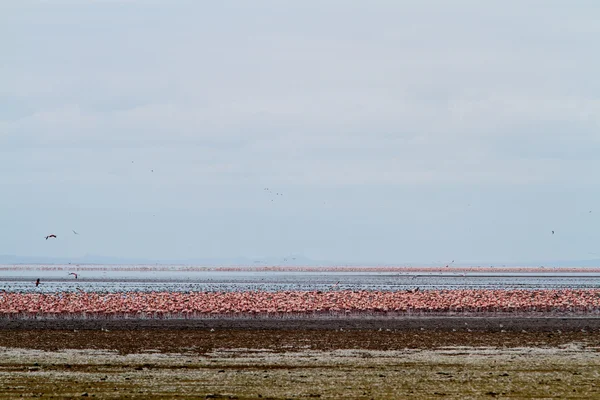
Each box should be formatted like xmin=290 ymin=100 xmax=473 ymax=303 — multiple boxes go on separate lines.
xmin=0 ymin=344 xmax=599 ymax=399
xmin=1 ymin=320 xmax=599 ymax=399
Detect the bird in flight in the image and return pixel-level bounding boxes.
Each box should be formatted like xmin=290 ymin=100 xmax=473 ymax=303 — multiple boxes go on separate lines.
xmin=45 ymin=234 xmax=57 ymax=240
xmin=68 ymin=272 xmax=78 ymax=279
xmin=552 ymin=230 xmax=555 ymax=235
xmin=72 ymin=230 xmax=79 ymax=235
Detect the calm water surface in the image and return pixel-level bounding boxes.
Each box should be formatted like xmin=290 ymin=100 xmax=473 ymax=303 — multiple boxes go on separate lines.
xmin=2 ymin=264 xmax=600 ymax=293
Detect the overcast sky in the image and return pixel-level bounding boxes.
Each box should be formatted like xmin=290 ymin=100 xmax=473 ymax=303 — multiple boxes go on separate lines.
xmin=1 ymin=1 xmax=600 ymax=264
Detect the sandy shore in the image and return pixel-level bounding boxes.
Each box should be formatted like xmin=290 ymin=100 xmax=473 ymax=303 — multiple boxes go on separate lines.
xmin=1 ymin=317 xmax=599 ymax=398
xmin=0 ymin=343 xmax=599 ymax=399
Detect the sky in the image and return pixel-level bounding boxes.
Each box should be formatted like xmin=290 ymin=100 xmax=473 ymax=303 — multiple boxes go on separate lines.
xmin=1 ymin=0 xmax=600 ymax=265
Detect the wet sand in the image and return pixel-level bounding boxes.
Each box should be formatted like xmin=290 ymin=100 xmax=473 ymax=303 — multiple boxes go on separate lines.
xmin=1 ymin=317 xmax=600 ymax=398
xmin=1 ymin=323 xmax=600 ymax=355
xmin=2 ymin=315 xmax=600 ymax=332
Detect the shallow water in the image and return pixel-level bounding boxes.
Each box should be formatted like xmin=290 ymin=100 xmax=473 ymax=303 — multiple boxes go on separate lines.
xmin=2 ymin=264 xmax=600 ymax=293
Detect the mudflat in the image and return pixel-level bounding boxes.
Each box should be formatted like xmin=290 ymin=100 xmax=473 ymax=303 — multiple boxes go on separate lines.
xmin=0 ymin=317 xmax=599 ymax=399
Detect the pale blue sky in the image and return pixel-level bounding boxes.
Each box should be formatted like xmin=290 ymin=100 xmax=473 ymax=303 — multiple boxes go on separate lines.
xmin=1 ymin=1 xmax=600 ymax=264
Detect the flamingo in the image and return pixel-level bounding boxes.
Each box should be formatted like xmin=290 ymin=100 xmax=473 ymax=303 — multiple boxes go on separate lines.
xmin=68 ymin=272 xmax=78 ymax=279
xmin=1 ymin=288 xmax=600 ymax=317
xmin=35 ymin=279 xmax=40 ymax=287
xmin=45 ymin=234 xmax=57 ymax=240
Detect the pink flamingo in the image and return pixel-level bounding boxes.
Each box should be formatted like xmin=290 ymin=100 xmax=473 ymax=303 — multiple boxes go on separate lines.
xmin=1 ymin=289 xmax=600 ymax=318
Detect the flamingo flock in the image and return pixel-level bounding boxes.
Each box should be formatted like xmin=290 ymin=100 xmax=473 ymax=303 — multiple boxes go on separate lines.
xmin=1 ymin=289 xmax=600 ymax=319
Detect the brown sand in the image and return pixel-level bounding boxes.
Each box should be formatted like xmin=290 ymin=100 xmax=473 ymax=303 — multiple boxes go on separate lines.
xmin=1 ymin=317 xmax=599 ymax=399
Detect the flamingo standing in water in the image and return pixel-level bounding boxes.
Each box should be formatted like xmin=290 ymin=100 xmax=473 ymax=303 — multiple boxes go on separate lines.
xmin=35 ymin=279 xmax=40 ymax=287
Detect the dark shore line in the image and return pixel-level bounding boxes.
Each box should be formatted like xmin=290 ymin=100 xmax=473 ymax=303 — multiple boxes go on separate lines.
xmin=2 ymin=315 xmax=600 ymax=331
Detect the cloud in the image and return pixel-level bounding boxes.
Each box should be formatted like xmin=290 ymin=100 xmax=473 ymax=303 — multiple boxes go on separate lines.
xmin=2 ymin=86 xmax=600 ymax=187
xmin=1 ymin=1 xmax=600 ymax=262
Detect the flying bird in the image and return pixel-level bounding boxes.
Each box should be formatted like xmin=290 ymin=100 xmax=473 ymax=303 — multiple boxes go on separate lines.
xmin=72 ymin=230 xmax=79 ymax=235
xmin=552 ymin=230 xmax=555 ymax=235
xmin=68 ymin=272 xmax=78 ymax=279
xmin=45 ymin=234 xmax=57 ymax=240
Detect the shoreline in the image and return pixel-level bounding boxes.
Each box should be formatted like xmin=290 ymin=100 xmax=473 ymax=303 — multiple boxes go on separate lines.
xmin=2 ymin=316 xmax=599 ymax=397
xmin=2 ymin=315 xmax=600 ymax=331
xmin=2 ymin=344 xmax=599 ymax=398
